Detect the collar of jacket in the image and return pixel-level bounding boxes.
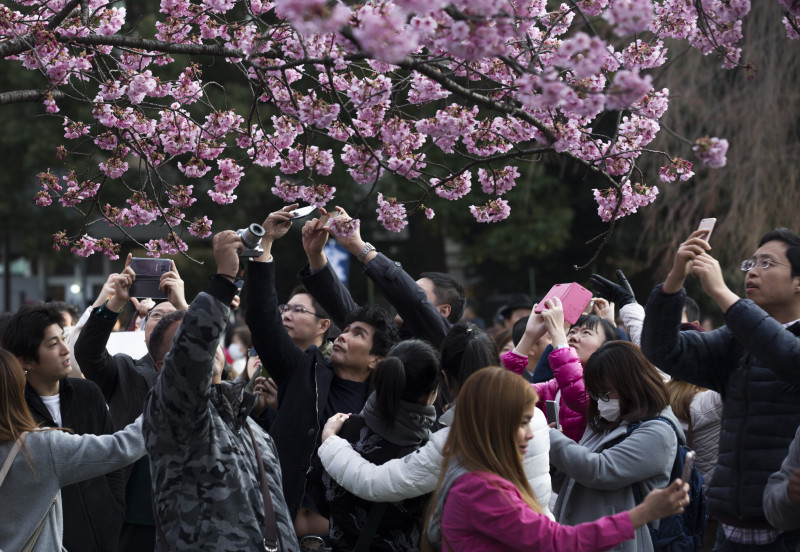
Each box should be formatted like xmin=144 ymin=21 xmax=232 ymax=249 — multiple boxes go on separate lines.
xmin=24 ymin=377 xmax=73 ymax=426
xmin=210 ymin=379 xmax=257 ymax=430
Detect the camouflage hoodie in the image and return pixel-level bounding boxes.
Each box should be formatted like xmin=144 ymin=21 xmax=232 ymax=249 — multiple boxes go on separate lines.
xmin=143 ymin=279 xmax=298 ymax=551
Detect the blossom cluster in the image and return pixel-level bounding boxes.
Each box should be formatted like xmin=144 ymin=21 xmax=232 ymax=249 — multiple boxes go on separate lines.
xmin=2 ymin=0 xmax=768 ymax=256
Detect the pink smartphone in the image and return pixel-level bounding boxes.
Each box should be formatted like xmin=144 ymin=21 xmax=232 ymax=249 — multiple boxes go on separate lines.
xmin=697 ymin=218 xmax=716 ymax=241
xmin=533 ymin=283 xmax=593 ymax=325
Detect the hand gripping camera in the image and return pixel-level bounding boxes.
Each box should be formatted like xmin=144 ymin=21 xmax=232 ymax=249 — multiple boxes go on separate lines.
xmin=235 ymin=223 xmax=266 ymax=257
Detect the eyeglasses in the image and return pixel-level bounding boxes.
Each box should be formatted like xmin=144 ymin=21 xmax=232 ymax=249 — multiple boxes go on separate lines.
xmin=248 ymin=347 xmax=259 ymax=358
xmin=278 ymin=304 xmax=323 ymax=318
xmin=588 ymin=390 xmax=611 ymax=402
xmin=740 ymin=258 xmax=791 ymax=272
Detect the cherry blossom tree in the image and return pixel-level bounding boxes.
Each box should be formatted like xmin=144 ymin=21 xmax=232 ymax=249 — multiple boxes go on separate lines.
xmin=2 ymin=0 xmax=798 ymax=260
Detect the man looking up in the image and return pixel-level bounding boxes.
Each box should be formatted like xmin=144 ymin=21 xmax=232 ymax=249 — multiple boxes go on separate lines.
xmin=280 ymin=285 xmax=332 ymax=353
xmin=642 ymin=227 xmax=800 ymax=551
xmin=245 ymin=206 xmax=399 ymax=528
xmin=1 ymin=305 xmax=125 ymax=552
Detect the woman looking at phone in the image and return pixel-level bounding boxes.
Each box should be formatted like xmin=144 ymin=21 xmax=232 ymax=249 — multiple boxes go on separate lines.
xmin=422 ymin=367 xmax=689 ymax=551
xmin=502 ymin=297 xmax=618 ymax=441
xmin=548 ymin=341 xmax=681 ymax=552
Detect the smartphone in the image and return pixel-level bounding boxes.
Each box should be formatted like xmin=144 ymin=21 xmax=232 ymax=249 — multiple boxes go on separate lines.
xmin=545 ymin=400 xmax=560 ymax=429
xmin=533 ymin=283 xmax=594 ymax=325
xmin=681 ymin=450 xmax=696 ymax=483
xmin=697 ymin=218 xmax=716 ymax=241
xmin=234 ymin=278 xmax=244 ymax=296
xmin=321 ymin=210 xmax=342 ymax=228
xmin=129 ymin=258 xmax=171 ymax=299
xmin=289 ymin=205 xmax=317 ymax=220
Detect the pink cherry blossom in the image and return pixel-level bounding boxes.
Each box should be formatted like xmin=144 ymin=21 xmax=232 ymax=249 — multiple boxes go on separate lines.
xmin=376 ymin=193 xmax=408 ymax=232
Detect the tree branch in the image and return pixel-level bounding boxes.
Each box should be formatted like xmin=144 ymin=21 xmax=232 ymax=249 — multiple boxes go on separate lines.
xmin=0 ymin=0 xmax=81 ymax=58
xmin=0 ymin=89 xmax=66 ymax=105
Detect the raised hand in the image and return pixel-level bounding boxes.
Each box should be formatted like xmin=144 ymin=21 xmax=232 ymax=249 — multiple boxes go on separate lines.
xmin=589 ymin=269 xmax=635 ymax=307
xmin=213 ymin=231 xmax=243 ymax=278
xmin=105 ymin=253 xmax=135 ymax=312
xmin=663 ymin=230 xmax=712 ymax=294
xmin=261 ymin=203 xmax=298 ymax=244
xmin=160 ymin=259 xmax=188 ymax=309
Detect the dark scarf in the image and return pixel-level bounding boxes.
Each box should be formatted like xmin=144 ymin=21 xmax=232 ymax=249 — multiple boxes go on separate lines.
xmin=361 ymin=392 xmax=437 ymax=448
xmin=210 ymin=379 xmax=256 ymax=430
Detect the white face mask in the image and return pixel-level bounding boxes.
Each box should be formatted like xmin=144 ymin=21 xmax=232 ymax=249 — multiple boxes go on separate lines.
xmin=597 ymin=398 xmax=620 ymax=422
xmin=228 ymin=343 xmax=245 ymax=360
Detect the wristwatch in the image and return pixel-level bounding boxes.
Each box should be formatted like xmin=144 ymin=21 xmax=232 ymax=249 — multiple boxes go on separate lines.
xmin=357 ymin=242 xmax=376 ymax=262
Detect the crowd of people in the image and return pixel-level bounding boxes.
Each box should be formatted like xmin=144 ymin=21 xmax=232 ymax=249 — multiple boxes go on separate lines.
xmin=2 ymin=205 xmax=800 ymax=552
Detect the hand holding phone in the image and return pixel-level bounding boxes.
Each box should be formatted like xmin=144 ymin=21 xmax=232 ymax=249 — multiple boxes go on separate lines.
xmin=129 ymin=258 xmax=171 ymax=299
xmin=289 ymin=205 xmax=317 ymax=220
xmin=534 ymin=283 xmax=593 ymax=325
xmin=697 ymin=218 xmax=716 ymax=241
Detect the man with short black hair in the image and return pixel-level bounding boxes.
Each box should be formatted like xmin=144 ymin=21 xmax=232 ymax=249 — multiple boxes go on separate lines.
xmin=642 ymin=227 xmax=800 ymax=551
xmin=245 ymin=206 xmax=400 ymax=526
xmin=281 ymin=284 xmax=333 ymax=352
xmin=1 ymin=304 xmax=125 ymax=552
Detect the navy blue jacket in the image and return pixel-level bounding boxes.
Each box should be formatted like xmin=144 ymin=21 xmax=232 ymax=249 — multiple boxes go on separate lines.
xmin=641 ymin=286 xmax=800 ymax=528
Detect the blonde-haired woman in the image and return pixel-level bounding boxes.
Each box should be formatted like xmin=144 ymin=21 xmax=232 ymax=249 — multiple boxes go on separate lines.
xmin=0 ymin=349 xmax=145 ymax=552
xmin=423 ymin=367 xmax=688 ymax=552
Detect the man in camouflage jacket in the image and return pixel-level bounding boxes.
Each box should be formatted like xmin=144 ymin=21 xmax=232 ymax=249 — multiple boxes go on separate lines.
xmin=143 ymin=231 xmax=298 ymax=551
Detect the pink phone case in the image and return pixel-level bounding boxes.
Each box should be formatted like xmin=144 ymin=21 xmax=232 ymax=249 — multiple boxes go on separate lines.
xmin=534 ymin=283 xmax=594 ymax=325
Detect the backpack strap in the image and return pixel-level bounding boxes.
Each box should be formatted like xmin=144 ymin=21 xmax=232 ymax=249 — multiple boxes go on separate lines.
xmin=353 ymin=501 xmax=389 ymax=552
xmin=0 ymin=432 xmax=27 ymax=486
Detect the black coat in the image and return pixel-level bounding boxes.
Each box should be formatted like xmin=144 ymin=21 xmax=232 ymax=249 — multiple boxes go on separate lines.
xmin=246 ymin=259 xmax=336 ymax=519
xmin=26 ymin=378 xmax=126 ymax=552
xmin=73 ymin=311 xmax=157 ymax=528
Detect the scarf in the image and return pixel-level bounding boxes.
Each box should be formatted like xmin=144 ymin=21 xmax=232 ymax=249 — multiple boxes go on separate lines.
xmin=361 ymin=392 xmax=437 ymax=448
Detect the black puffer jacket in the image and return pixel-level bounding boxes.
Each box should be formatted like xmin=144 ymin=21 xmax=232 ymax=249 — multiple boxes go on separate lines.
xmin=641 ymin=286 xmax=800 ymax=527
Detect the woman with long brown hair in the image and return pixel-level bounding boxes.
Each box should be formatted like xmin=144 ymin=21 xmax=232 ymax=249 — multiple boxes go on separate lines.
xmin=0 ymin=349 xmax=145 ymax=552
xmin=423 ymin=366 xmax=689 ymax=551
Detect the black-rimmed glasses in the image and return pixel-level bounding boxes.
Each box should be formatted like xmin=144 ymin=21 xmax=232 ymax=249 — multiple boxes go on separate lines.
xmin=588 ymin=390 xmax=611 ymax=402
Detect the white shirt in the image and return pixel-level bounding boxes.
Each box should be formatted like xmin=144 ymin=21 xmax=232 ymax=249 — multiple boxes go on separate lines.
xmin=39 ymin=394 xmax=62 ymax=427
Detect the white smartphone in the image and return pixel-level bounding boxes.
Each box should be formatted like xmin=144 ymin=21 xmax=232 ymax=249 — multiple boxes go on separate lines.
xmin=289 ymin=205 xmax=317 ymax=220
xmin=681 ymin=450 xmax=696 ymax=483
xmin=545 ymin=400 xmax=560 ymax=429
xmin=697 ymin=218 xmax=716 ymax=241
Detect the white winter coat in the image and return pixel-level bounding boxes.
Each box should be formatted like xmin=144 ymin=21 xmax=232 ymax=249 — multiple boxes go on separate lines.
xmin=317 ymin=405 xmax=554 ymax=519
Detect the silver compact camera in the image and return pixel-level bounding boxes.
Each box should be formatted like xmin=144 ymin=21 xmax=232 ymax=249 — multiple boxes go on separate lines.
xmin=236 ymin=223 xmax=265 ymax=257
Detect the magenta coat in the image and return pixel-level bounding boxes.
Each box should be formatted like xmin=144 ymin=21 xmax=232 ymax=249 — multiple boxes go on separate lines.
xmin=501 ymin=347 xmax=589 ymax=441
xmin=442 ymin=471 xmax=634 ymax=551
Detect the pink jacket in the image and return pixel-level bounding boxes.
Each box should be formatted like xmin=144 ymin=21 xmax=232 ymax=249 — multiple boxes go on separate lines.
xmin=442 ymin=471 xmax=634 ymax=551
xmin=501 ymin=347 xmax=588 ymax=441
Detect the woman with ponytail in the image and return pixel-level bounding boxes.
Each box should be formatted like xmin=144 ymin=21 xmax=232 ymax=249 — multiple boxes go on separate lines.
xmin=308 ymin=339 xmax=441 ymax=551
